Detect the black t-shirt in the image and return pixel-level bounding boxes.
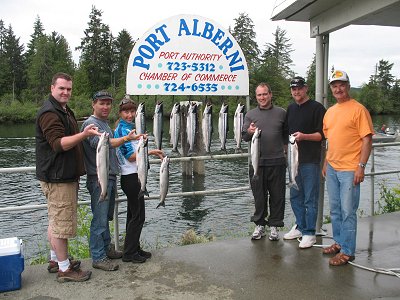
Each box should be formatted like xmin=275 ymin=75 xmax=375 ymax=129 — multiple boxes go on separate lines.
xmin=286 ymin=99 xmax=326 ymax=164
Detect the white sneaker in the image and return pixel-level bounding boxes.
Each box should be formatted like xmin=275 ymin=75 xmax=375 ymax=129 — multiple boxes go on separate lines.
xmin=269 ymin=226 xmax=279 ymax=241
xmin=283 ymin=224 xmax=302 ymax=240
xmin=251 ymin=225 xmax=266 ymax=240
xmin=299 ymin=235 xmax=316 ymax=249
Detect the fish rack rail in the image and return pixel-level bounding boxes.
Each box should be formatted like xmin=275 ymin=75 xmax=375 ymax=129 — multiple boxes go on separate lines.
xmin=0 ymin=152 xmax=251 ymax=213
xmin=0 ymin=152 xmax=251 ymax=250
xmin=1 ymin=143 xmax=400 ymax=249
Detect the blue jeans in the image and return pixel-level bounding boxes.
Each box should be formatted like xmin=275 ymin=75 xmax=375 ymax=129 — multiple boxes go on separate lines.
xmin=87 ymin=176 xmax=116 ymax=262
xmin=326 ymin=163 xmax=360 ymax=256
xmin=290 ymin=163 xmax=320 ymax=235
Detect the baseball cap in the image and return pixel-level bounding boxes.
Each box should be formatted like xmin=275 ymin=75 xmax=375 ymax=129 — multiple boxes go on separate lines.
xmin=290 ymin=76 xmax=307 ymax=88
xmin=92 ymin=90 xmax=114 ymax=101
xmin=329 ymin=70 xmax=350 ymax=84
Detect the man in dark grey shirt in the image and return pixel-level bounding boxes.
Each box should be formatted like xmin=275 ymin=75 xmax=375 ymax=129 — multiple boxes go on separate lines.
xmin=242 ymin=83 xmax=288 ymax=241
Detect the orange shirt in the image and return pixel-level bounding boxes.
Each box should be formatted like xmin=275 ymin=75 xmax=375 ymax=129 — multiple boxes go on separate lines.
xmin=323 ymin=99 xmax=374 ymax=171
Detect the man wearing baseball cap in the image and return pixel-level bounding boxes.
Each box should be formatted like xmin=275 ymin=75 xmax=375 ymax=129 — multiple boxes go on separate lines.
xmin=284 ymin=76 xmax=326 ymax=249
xmin=322 ymin=70 xmax=374 ymax=266
xmin=81 ymin=90 xmax=136 ymax=271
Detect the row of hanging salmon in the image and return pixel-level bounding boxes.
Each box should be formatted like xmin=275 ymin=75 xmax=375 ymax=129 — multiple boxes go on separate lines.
xmin=134 ymin=102 xmax=246 ymax=154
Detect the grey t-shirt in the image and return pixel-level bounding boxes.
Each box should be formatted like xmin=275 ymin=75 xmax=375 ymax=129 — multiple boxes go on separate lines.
xmin=242 ymin=105 xmax=288 ymax=166
xmin=81 ymin=115 xmax=119 ymax=177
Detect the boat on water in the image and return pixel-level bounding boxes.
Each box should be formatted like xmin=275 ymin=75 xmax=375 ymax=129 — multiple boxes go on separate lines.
xmin=372 ymin=131 xmax=399 ymax=143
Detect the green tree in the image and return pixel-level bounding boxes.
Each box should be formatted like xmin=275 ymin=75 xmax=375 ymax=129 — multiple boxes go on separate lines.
xmin=1 ymin=24 xmax=26 ymax=101
xmin=113 ymin=29 xmax=134 ymax=96
xmin=360 ymin=59 xmax=395 ymax=114
xmin=305 ymin=54 xmax=316 ymax=100
xmin=0 ymin=20 xmax=8 ymax=98
xmin=49 ymin=32 xmax=75 ymax=74
xmin=390 ymin=79 xmax=400 ymax=111
xmin=359 ymin=82 xmax=384 ymax=113
xmin=25 ymin=35 xmax=53 ymax=103
xmin=265 ymin=26 xmax=294 ymax=79
xmin=76 ymin=6 xmax=114 ymax=94
xmin=252 ymin=26 xmax=294 ymax=106
xmin=25 ymin=16 xmax=45 ymax=61
xmin=230 ymin=13 xmax=260 ymax=74
xmin=25 ymin=31 xmax=75 ymax=104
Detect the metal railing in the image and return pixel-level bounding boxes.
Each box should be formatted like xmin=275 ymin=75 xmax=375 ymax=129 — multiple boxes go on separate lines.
xmin=0 ymin=153 xmax=251 ymax=249
xmin=367 ymin=142 xmax=400 ymax=214
xmin=1 ymin=143 xmax=399 ymax=249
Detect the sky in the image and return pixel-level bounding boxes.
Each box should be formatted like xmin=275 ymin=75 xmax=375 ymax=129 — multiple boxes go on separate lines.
xmin=1 ymin=0 xmax=399 ymax=88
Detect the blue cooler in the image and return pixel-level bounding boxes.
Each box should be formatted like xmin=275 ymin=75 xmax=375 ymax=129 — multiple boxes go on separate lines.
xmin=0 ymin=237 xmax=24 ymax=292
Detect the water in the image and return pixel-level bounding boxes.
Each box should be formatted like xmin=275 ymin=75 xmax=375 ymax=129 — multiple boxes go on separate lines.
xmin=0 ymin=115 xmax=399 ymax=260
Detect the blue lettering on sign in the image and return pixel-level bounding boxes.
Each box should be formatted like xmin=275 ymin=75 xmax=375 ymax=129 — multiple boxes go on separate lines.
xmin=177 ymin=18 xmax=245 ymax=73
xmin=133 ymin=18 xmax=246 ymax=73
xmin=202 ymin=22 xmax=214 ymax=39
xmin=133 ymin=24 xmax=171 ymax=70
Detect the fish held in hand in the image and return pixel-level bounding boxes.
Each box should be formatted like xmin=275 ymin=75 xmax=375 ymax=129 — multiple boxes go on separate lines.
xmin=137 ymin=136 xmax=149 ymax=198
xmin=96 ymin=132 xmax=110 ymax=202
xmin=251 ymin=127 xmax=261 ymax=179
xmin=288 ymin=134 xmax=299 ymax=190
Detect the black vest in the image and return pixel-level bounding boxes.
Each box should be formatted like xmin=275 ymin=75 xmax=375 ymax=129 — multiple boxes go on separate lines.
xmin=35 ymin=96 xmax=83 ymax=182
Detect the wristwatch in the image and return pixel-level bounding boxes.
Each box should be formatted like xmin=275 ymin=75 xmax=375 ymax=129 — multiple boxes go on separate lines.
xmin=358 ymin=162 xmax=366 ymax=168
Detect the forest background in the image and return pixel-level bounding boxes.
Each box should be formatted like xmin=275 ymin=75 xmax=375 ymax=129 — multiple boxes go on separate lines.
xmin=1 ymin=6 xmax=399 ymax=123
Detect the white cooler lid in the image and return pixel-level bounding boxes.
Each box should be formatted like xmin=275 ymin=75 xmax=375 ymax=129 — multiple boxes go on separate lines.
xmin=0 ymin=237 xmax=21 ymax=256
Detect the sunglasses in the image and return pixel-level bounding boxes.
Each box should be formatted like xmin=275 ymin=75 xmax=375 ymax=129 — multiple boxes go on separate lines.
xmin=92 ymin=91 xmax=112 ymax=100
xmin=119 ymin=98 xmax=134 ymax=106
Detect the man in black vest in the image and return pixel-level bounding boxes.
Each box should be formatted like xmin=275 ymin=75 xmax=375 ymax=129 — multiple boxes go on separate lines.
xmin=36 ymin=72 xmax=99 ymax=282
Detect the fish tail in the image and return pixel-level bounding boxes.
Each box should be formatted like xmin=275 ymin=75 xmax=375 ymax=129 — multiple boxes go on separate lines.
xmin=98 ymin=193 xmax=107 ymax=203
xmin=156 ymin=201 xmax=165 ymax=209
xmin=138 ymin=189 xmax=149 ymax=199
xmin=289 ymin=182 xmax=299 ymax=191
xmin=251 ymin=174 xmax=259 ymax=182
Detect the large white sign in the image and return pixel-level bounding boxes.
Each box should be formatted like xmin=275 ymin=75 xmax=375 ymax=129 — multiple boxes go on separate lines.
xmin=126 ymin=15 xmax=249 ymax=96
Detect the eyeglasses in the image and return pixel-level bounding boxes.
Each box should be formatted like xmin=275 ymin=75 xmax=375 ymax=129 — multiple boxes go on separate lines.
xmin=92 ymin=91 xmax=112 ymax=100
xmin=119 ymin=98 xmax=134 ymax=106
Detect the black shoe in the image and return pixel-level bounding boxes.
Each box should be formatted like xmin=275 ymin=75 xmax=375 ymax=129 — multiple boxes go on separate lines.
xmin=139 ymin=249 xmax=152 ymax=259
xmin=122 ymin=252 xmax=146 ymax=263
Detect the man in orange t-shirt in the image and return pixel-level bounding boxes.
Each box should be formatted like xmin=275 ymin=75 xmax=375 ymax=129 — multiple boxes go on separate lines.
xmin=322 ymin=70 xmax=374 ymax=266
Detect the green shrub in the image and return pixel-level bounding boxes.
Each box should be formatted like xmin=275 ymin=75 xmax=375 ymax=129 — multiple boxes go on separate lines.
xmin=378 ymin=181 xmax=400 ymax=214
xmin=180 ymin=229 xmax=215 ymax=246
xmin=68 ymin=205 xmax=92 ymax=259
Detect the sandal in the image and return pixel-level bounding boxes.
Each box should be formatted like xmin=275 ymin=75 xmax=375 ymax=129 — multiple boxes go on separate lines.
xmin=322 ymin=243 xmax=341 ymax=255
xmin=329 ymin=252 xmax=355 ymax=266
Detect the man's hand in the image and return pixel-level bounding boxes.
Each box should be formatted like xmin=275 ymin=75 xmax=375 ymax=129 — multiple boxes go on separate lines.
xmin=353 ymin=166 xmax=365 ymax=185
xmin=247 ymin=122 xmax=257 ymax=135
xmin=83 ymin=124 xmax=101 ymax=137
